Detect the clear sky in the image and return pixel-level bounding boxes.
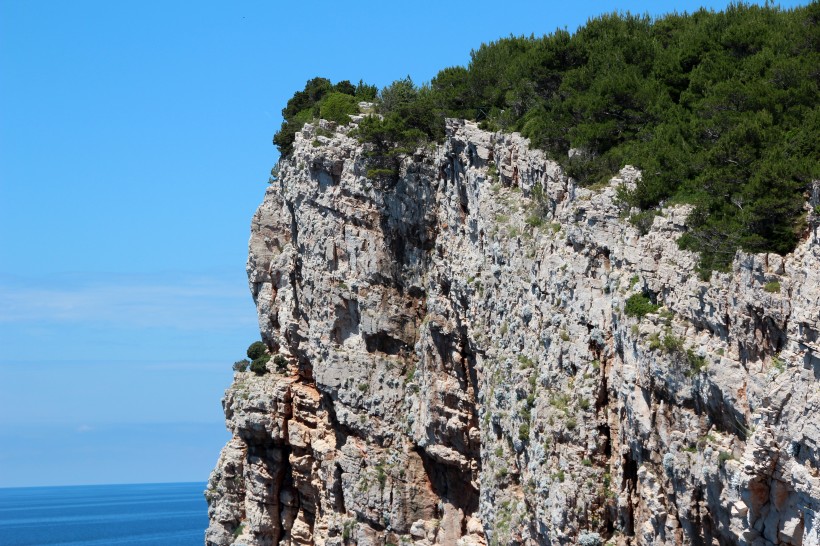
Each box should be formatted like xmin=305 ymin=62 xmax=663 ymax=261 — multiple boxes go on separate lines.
xmin=0 ymin=0 xmax=807 ymax=488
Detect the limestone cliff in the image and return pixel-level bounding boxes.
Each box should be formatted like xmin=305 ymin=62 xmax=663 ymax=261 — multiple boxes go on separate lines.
xmin=205 ymin=118 xmax=820 ymax=546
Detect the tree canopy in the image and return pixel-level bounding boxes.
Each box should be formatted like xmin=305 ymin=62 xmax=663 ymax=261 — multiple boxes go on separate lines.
xmin=273 ymin=2 xmax=819 ymax=272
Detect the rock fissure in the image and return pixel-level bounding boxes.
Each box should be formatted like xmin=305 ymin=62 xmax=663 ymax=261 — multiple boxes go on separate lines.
xmin=206 ymin=119 xmax=820 ymax=546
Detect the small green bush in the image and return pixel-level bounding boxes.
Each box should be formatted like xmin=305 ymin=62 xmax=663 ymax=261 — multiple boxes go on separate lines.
xmin=518 ymin=422 xmax=530 ymax=441
xmin=550 ymin=393 xmax=570 ymax=410
xmin=526 ymin=390 xmax=536 ymax=409
xmin=764 ymin=281 xmax=781 ymax=293
xmin=232 ymin=359 xmax=249 ymax=372
xmin=375 ymin=464 xmax=387 ymax=489
xmin=273 ymin=354 xmax=287 ymax=371
xmin=686 ymin=350 xmax=707 ymax=375
xmin=629 ymin=210 xmax=656 ymax=236
xmin=662 ymin=333 xmax=684 ymax=354
xmin=487 ymin=163 xmax=499 ymax=182
xmin=624 ymin=293 xmax=660 ymax=318
xmin=518 ymin=355 xmax=535 ymax=368
xmin=318 ymin=92 xmax=359 ymax=124
xmin=247 ymin=341 xmax=267 ymax=360
xmin=250 ymin=355 xmax=270 ymax=375
xmin=366 ymin=167 xmax=396 ymax=180
xmin=404 ymin=364 xmax=416 ymax=384
xmin=525 ymin=214 xmax=544 ymax=227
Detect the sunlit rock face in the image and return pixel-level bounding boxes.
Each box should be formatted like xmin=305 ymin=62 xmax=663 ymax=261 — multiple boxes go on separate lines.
xmin=205 ymin=118 xmax=820 ymax=546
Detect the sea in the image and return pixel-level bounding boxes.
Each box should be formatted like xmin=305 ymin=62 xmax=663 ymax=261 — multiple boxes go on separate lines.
xmin=0 ymin=482 xmax=209 ymax=546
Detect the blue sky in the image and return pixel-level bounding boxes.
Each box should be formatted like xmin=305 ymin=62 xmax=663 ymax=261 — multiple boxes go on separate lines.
xmin=0 ymin=0 xmax=807 ymax=487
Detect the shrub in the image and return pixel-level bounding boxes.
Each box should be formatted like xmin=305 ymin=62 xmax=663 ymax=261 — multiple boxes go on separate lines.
xmin=250 ymin=355 xmax=270 ymax=375
xmin=404 ymin=364 xmax=416 ymax=384
xmin=518 ymin=355 xmax=535 ymax=368
xmin=379 ymin=76 xmax=418 ymax=116
xmin=629 ymin=210 xmax=656 ymax=236
xmin=686 ymin=350 xmax=707 ymax=375
xmin=273 ymin=354 xmax=287 ymax=371
xmin=550 ymin=393 xmax=570 ymax=410
xmin=718 ymin=451 xmax=734 ymax=465
xmin=342 ymin=519 xmax=355 ymax=540
xmin=273 ymin=77 xmax=376 ymax=156
xmin=624 ymin=293 xmax=660 ymax=318
xmin=247 ymin=341 xmax=267 ymax=360
xmin=518 ymin=422 xmax=531 ymax=441
xmin=526 ymin=390 xmax=536 ymax=409
xmin=232 ymin=359 xmax=249 ymax=372
xmin=375 ymin=464 xmax=387 ymax=489
xmin=662 ymin=333 xmax=684 ymax=354
xmin=525 ymin=214 xmax=544 ymax=227
xmin=764 ymin=281 xmax=781 ymax=293
xmin=319 ymin=92 xmax=359 ymax=124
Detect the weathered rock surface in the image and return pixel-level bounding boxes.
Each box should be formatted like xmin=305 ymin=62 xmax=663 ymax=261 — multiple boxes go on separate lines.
xmin=206 ymin=118 xmax=820 ymax=546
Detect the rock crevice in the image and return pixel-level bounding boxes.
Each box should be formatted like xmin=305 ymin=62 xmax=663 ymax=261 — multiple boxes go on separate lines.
xmin=206 ymin=119 xmax=820 ymax=546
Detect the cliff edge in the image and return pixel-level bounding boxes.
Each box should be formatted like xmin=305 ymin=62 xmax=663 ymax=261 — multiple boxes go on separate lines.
xmin=205 ymin=118 xmax=820 ymax=546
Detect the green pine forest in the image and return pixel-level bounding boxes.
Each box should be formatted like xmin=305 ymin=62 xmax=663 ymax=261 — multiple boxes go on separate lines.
xmin=273 ymin=2 xmax=819 ymax=273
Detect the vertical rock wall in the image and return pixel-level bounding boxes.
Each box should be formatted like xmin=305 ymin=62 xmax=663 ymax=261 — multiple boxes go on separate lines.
xmin=205 ymin=118 xmax=820 ymax=546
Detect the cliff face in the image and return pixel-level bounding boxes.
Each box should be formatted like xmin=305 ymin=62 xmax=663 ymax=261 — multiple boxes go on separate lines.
xmin=205 ymin=118 xmax=820 ymax=546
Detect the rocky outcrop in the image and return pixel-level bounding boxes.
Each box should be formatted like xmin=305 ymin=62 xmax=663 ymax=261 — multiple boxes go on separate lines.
xmin=206 ymin=118 xmax=820 ymax=546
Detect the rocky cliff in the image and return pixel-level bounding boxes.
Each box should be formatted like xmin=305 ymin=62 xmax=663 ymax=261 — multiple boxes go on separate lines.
xmin=205 ymin=118 xmax=820 ymax=546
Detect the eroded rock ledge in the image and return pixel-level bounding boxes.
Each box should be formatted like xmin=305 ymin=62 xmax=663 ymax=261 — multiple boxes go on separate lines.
xmin=206 ymin=119 xmax=820 ymax=546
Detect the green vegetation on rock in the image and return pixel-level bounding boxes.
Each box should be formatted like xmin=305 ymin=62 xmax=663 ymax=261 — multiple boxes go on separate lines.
xmin=273 ymin=78 xmax=377 ymax=156
xmin=274 ymin=3 xmax=819 ymax=272
xmin=624 ymin=293 xmax=661 ymax=318
xmin=250 ymin=355 xmax=270 ymax=375
xmin=246 ymin=341 xmax=267 ymax=360
xmin=232 ymin=359 xmax=250 ymax=372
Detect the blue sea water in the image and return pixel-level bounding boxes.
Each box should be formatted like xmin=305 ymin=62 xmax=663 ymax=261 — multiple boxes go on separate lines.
xmin=0 ymin=482 xmax=208 ymax=545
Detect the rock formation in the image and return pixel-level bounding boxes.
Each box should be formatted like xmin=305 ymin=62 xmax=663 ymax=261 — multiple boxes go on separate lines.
xmin=205 ymin=117 xmax=820 ymax=546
